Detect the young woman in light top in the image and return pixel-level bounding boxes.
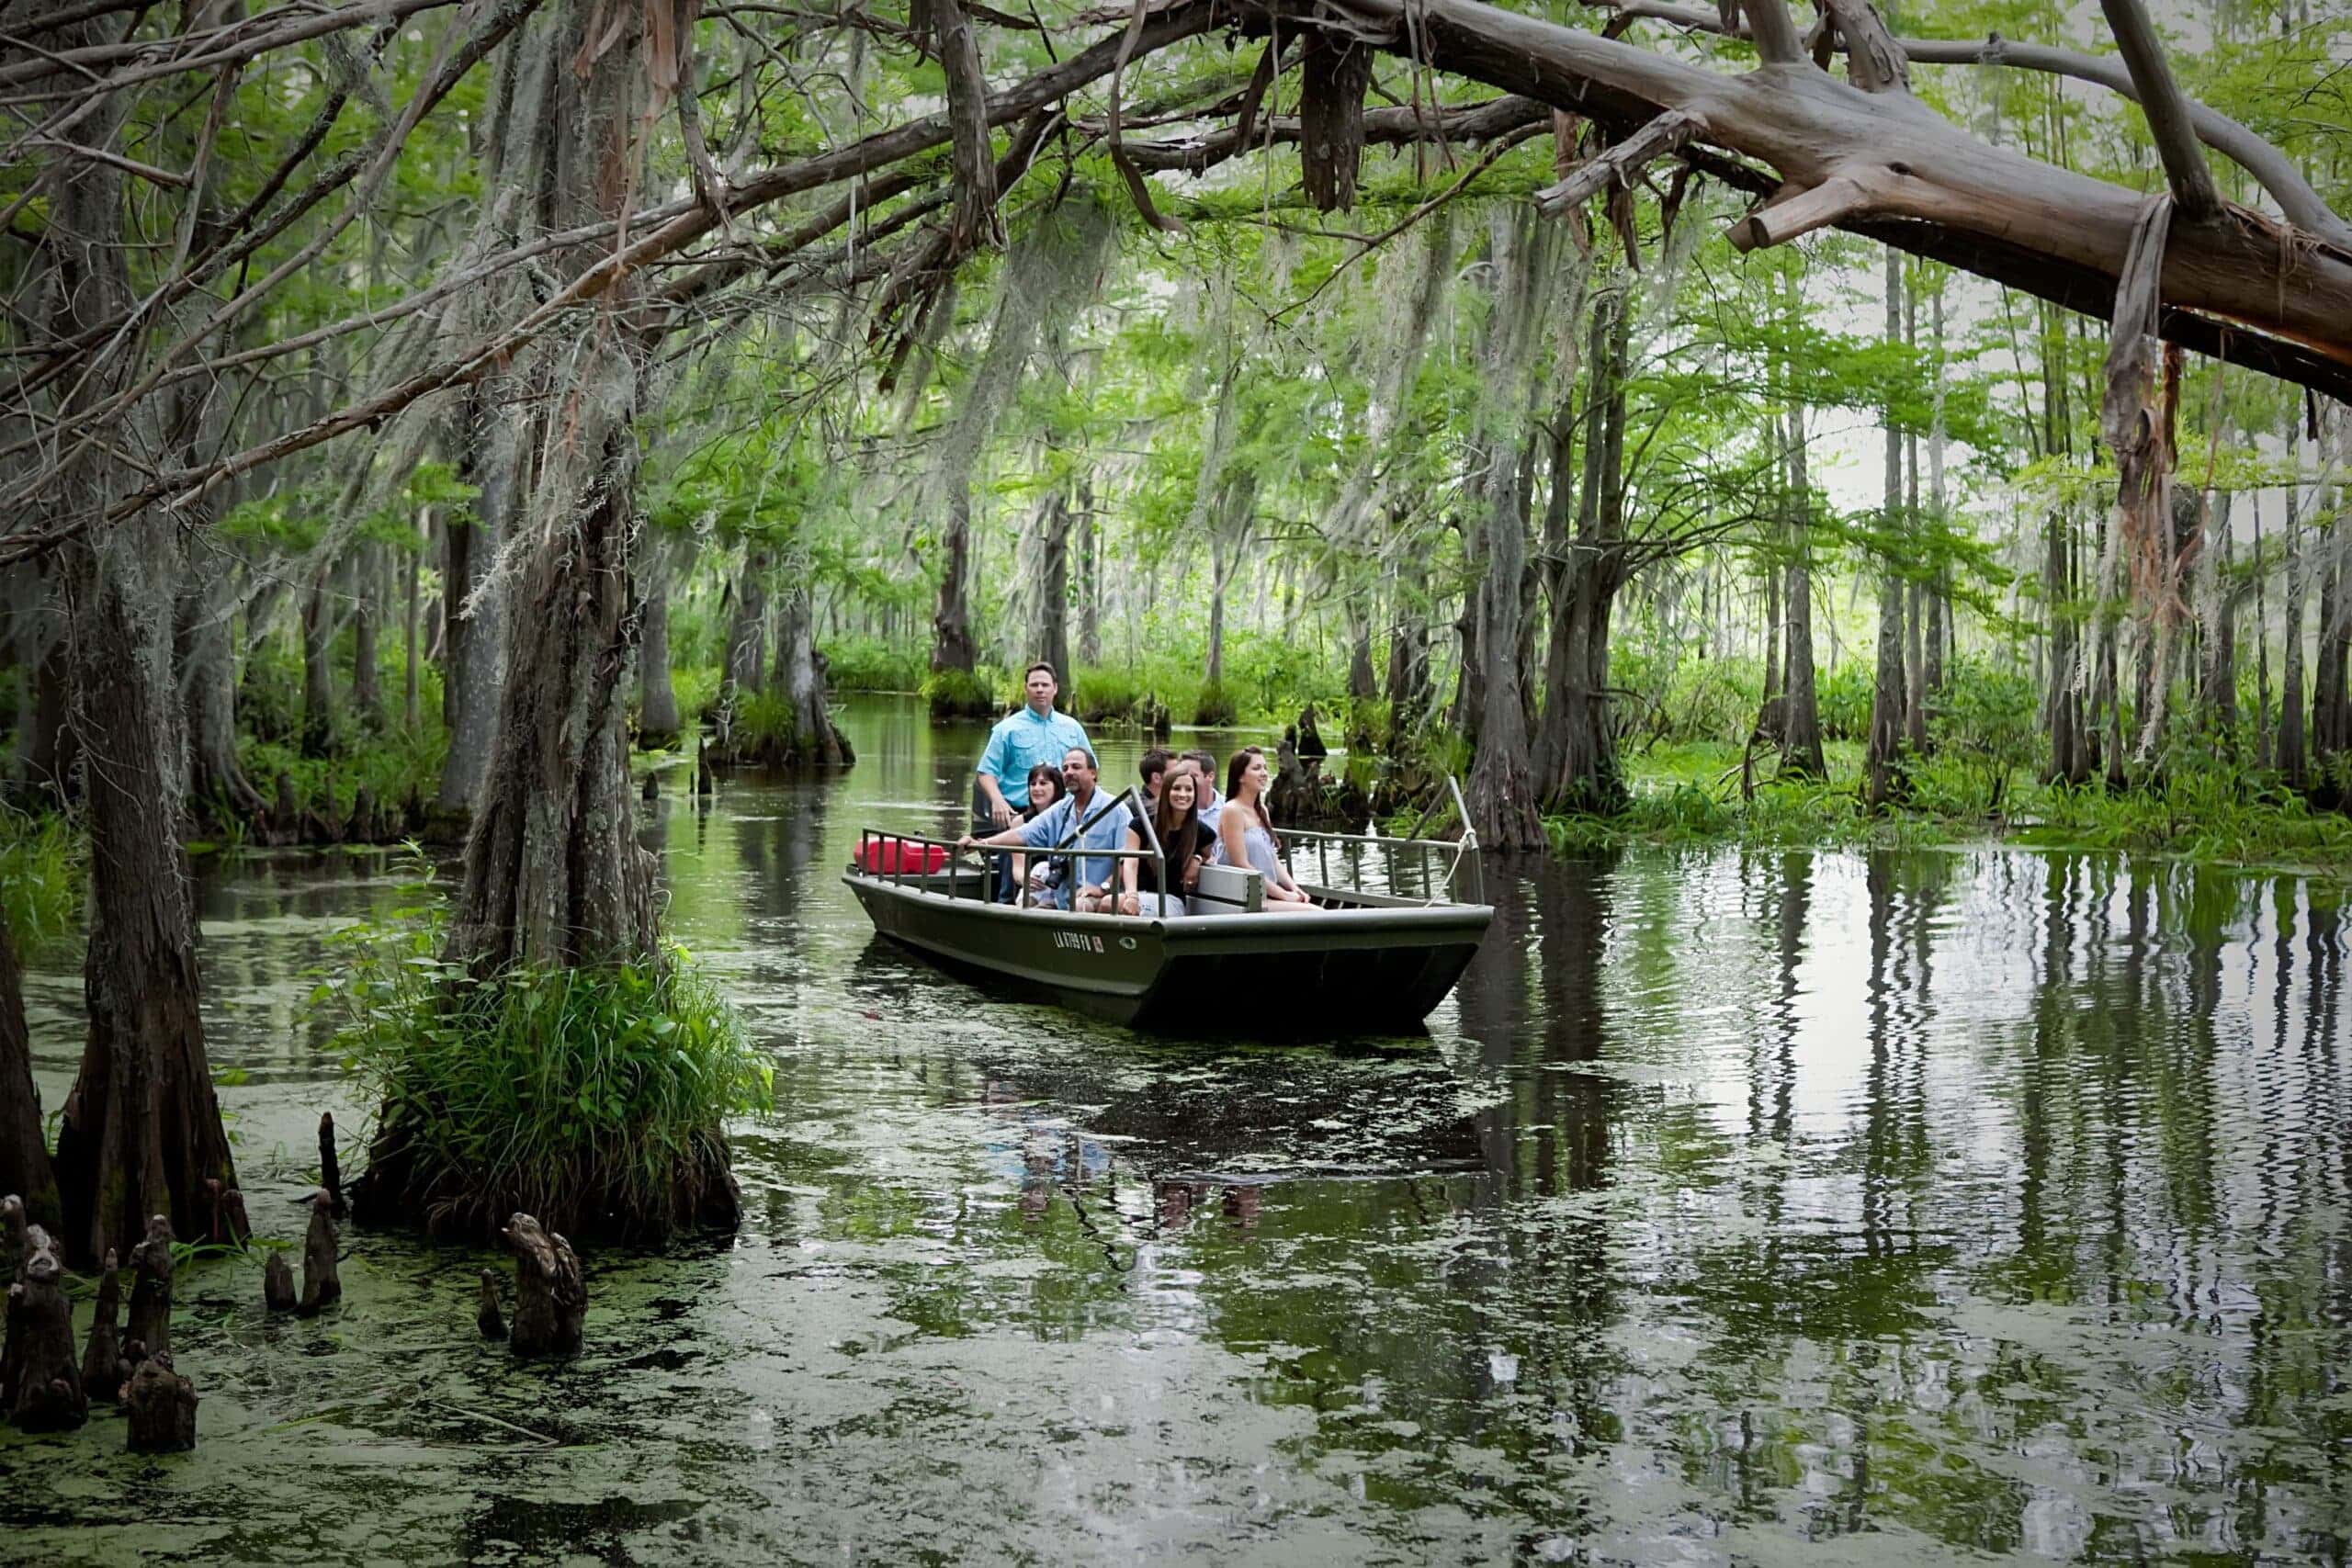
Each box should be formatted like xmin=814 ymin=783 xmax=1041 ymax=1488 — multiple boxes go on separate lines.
xmin=1213 ymin=747 xmax=1316 ymax=912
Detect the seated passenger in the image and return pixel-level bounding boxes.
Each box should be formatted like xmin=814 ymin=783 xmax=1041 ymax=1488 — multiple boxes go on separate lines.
xmin=1008 ymin=762 xmax=1063 ymax=903
xmin=1187 ymin=748 xmax=1225 ymax=829
xmin=1118 ymin=765 xmax=1212 ymax=917
xmin=1137 ymin=748 xmax=1172 ymax=814
xmin=958 ymin=746 xmax=1130 ymax=913
xmin=1213 ymin=747 xmax=1316 ymax=913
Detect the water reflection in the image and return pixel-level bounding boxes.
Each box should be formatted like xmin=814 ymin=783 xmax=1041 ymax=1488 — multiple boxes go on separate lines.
xmin=4 ymin=696 xmax=2346 ymax=1563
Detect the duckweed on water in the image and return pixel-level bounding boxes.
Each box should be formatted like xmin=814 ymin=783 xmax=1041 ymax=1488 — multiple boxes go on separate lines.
xmin=318 ymin=865 xmax=772 ymax=1245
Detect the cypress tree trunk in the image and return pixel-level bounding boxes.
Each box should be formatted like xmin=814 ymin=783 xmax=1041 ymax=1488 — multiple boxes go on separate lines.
xmin=725 ymin=547 xmax=771 ymax=697
xmin=637 ymin=536 xmax=681 ymax=748
xmin=403 ymin=521 xmax=422 ymax=733
xmin=38 ymin=34 xmax=242 ymax=1269
xmin=931 ymin=483 xmax=978 ymax=687
xmin=300 ymin=561 xmax=335 ymax=758
xmin=176 ymin=552 xmax=266 ymax=827
xmin=772 ymin=581 xmax=851 ymax=768
xmin=1036 ymin=488 xmax=1072 ymax=688
xmin=1534 ymin=285 xmax=1630 ymax=818
xmin=1076 ymin=480 xmax=1101 ymax=666
xmin=352 ymin=546 xmax=383 ymax=736
xmin=1781 ymin=394 xmax=1826 ymax=778
xmin=439 ymin=2 xmax=662 ymax=976
xmin=2280 ymin=453 xmax=2309 ymax=789
xmin=1864 ymin=247 xmax=1910 ymax=810
xmin=1386 ymin=543 xmax=1430 ymax=733
xmin=0 ymin=924 xmax=58 ymax=1234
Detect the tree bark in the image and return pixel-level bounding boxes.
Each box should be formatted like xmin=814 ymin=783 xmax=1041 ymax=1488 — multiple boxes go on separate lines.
xmin=2280 ymin=446 xmax=2309 ymax=788
xmin=0 ymin=925 xmax=57 ymax=1234
xmin=725 ymin=546 xmax=771 ymax=698
xmin=1464 ymin=211 xmax=1549 ymax=848
xmin=637 ymin=533 xmax=681 ymax=747
xmin=300 ymin=559 xmax=334 ymax=758
xmin=770 ymin=577 xmax=852 ymax=768
xmin=351 ymin=545 xmax=383 ymax=736
xmin=1036 ymin=488 xmax=1072 ymax=688
xmin=1781 ymin=386 xmax=1826 ymax=777
xmin=403 ymin=516 xmax=422 ymax=732
xmin=440 ymin=1 xmax=662 ymax=976
xmin=1535 ymin=283 xmax=1631 ymax=816
xmin=36 ymin=57 xmax=242 ymax=1268
xmin=1864 ymin=245 xmax=1909 ymax=810
xmin=175 ymin=550 xmax=266 ymax=828
xmin=930 ymin=483 xmax=978 ymax=686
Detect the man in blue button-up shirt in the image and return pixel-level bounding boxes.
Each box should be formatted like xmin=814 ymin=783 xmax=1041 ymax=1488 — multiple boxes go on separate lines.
xmin=961 ymin=747 xmax=1130 ymax=911
xmin=973 ymin=662 xmax=1093 ymax=831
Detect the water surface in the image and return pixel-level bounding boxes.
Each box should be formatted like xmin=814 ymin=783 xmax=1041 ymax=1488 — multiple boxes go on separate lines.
xmin=5 ymin=695 xmax=2347 ymax=1564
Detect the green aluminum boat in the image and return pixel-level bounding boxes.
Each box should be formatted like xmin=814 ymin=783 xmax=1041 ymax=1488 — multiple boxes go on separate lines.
xmin=845 ymin=796 xmax=1492 ymax=1036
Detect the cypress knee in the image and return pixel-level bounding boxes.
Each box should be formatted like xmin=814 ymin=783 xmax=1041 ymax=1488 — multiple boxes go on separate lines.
xmin=319 ymin=1114 xmax=345 ymax=1219
xmin=81 ymin=1248 xmax=125 ymax=1403
xmin=1 ymin=1193 xmax=25 ymax=1409
xmin=476 ymin=1269 xmax=505 ymax=1340
xmin=298 ymin=1192 xmax=340 ymax=1315
xmin=127 ymin=1214 xmax=175 ymax=1361
xmin=9 ymin=1226 xmax=86 ymax=1430
xmin=123 ymin=1351 xmax=198 ymax=1453
xmin=263 ymin=1250 xmax=296 ymax=1313
xmin=504 ymin=1213 xmax=584 ymax=1357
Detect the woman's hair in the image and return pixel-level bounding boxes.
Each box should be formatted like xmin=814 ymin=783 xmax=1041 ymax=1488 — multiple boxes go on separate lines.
xmin=1023 ymin=762 xmax=1063 ymax=819
xmin=1150 ymin=767 xmax=1203 ymax=863
xmin=1225 ymin=747 xmax=1273 ymax=831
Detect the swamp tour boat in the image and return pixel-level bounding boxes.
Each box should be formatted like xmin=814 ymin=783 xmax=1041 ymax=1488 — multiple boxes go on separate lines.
xmin=844 ymin=783 xmax=1494 ymax=1034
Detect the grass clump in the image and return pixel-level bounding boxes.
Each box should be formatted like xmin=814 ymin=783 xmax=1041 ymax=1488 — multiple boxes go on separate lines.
xmin=0 ymin=807 xmax=82 ymax=959
xmin=923 ymin=665 xmax=998 ymax=719
xmin=322 ymin=860 xmax=772 ymax=1245
xmin=820 ymin=636 xmax=925 ymax=693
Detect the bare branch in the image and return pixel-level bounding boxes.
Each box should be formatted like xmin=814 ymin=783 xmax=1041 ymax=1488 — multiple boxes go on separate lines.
xmin=2095 ymin=0 xmax=2223 ymax=221
xmin=1815 ymin=0 xmax=1906 ymax=94
xmin=935 ymin=0 xmax=1002 ymax=248
xmin=1736 ymin=0 xmax=1804 ymax=64
xmin=1534 ymin=107 xmax=1701 ymax=215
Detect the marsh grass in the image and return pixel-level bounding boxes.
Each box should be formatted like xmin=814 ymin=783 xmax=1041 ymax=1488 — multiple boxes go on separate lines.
xmin=321 ymin=858 xmax=773 ymax=1245
xmin=0 ymin=807 xmax=82 ymax=958
xmin=1537 ymin=740 xmax=2352 ymax=873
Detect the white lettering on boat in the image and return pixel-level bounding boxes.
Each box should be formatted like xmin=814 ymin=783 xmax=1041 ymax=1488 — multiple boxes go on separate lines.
xmin=1052 ymin=931 xmax=1104 ymax=953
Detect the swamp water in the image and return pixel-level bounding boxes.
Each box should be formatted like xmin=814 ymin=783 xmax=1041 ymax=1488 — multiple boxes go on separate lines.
xmin=2 ymin=694 xmax=2347 ymax=1564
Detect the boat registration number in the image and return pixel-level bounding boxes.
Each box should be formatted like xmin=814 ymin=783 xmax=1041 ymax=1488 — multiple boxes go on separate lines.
xmin=1053 ymin=931 xmax=1105 ymax=953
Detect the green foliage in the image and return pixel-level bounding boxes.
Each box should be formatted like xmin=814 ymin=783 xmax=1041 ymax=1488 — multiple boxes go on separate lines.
xmin=1911 ymin=660 xmax=2040 ymax=817
xmin=240 ymin=728 xmax=448 ymax=821
xmin=0 ymin=808 xmax=81 ymax=960
xmin=924 ymin=665 xmax=999 ymax=720
xmin=1191 ymin=680 xmax=1238 ymax=727
xmin=672 ymin=664 xmax=723 ymax=722
xmin=319 ymin=854 xmax=772 ymax=1242
xmin=821 ymin=637 xmax=926 ymax=693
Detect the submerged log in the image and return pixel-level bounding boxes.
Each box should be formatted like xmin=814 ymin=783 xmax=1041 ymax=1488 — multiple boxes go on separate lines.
xmin=298 ymin=1192 xmax=340 ymax=1316
xmin=476 ymin=1269 xmax=505 ymax=1340
xmin=9 ymin=1226 xmax=86 ymax=1430
xmin=262 ymin=1250 xmax=296 ymax=1313
xmin=504 ymin=1213 xmax=584 ymax=1357
xmin=123 ymin=1351 xmax=198 ymax=1453
xmin=126 ymin=1213 xmax=175 ymax=1361
xmin=319 ymin=1113 xmax=345 ymax=1219
xmin=81 ymin=1248 xmax=124 ymax=1404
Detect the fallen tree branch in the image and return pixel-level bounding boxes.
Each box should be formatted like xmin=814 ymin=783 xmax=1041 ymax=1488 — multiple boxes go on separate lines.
xmin=1534 ymin=107 xmax=1701 ymax=215
xmin=2097 ymin=0 xmax=2222 ymax=222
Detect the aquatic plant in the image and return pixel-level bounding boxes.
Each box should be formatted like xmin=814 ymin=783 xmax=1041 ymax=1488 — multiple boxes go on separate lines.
xmin=923 ymin=665 xmax=999 ymax=720
xmin=322 ymin=863 xmax=773 ymax=1245
xmin=0 ymin=807 xmax=82 ymax=959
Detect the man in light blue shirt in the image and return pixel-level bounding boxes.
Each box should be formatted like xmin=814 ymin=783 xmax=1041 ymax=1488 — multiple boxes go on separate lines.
xmin=961 ymin=747 xmax=1130 ymax=911
xmin=973 ymin=661 xmax=1093 ymax=830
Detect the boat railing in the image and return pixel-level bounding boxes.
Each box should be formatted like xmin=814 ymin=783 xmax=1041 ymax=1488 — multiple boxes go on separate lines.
xmin=852 ymin=787 xmax=1174 ymax=909
xmin=1272 ymin=775 xmax=1483 ymax=908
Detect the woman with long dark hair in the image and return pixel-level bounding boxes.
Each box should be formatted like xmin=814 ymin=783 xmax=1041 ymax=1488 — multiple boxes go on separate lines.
xmin=1009 ymin=761 xmax=1063 ymax=901
xmin=1212 ymin=747 xmax=1315 ymax=911
xmin=1117 ymin=763 xmax=1212 ymax=916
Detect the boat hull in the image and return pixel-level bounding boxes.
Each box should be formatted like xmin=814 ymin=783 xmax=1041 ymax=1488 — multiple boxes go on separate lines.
xmin=845 ymin=873 xmax=1491 ymax=1035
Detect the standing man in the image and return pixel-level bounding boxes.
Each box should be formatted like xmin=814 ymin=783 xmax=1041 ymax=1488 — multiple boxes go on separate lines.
xmin=974 ymin=662 xmax=1091 ymax=894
